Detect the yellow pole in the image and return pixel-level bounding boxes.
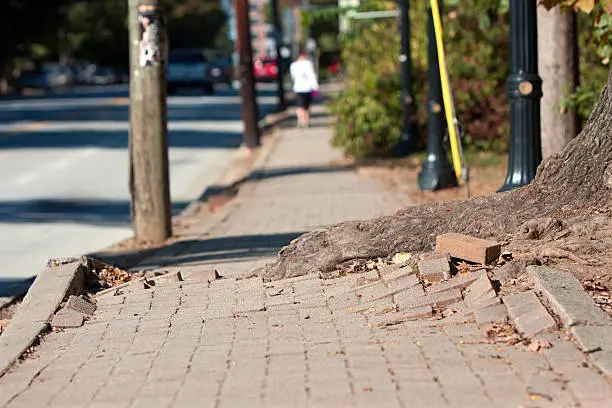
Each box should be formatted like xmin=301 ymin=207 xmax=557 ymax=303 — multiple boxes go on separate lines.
xmin=430 ymin=0 xmax=462 ymax=179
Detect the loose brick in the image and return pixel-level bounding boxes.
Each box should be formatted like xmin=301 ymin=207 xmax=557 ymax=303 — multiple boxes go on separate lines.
xmin=504 ymin=291 xmax=557 ymax=337
xmin=397 ymin=289 xmax=462 ymax=311
xmin=464 ymin=274 xmax=496 ymax=307
xmin=393 ymin=286 xmax=426 ymax=307
xmin=51 ymin=307 xmax=84 ymax=328
xmin=435 ymin=233 xmax=501 ymax=264
xmin=65 ymin=295 xmax=96 ymax=316
xmin=417 ymin=255 xmax=451 ymax=282
xmin=427 ymin=271 xmax=485 ymax=294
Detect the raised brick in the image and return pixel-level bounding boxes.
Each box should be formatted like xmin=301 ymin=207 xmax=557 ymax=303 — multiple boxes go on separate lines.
xmin=397 ymin=288 xmax=462 ymax=311
xmin=379 ymin=264 xmax=415 ymax=283
xmin=51 ymin=307 xmax=84 ymax=328
xmin=369 ymin=306 xmax=433 ymax=327
xmin=65 ymin=295 xmax=96 ymax=316
xmin=435 ymin=232 xmax=501 ymax=264
xmin=427 ymin=271 xmax=485 ymax=294
xmin=183 ymin=268 xmax=220 ymax=282
xmin=385 ymin=274 xmax=421 ymax=293
xmin=504 ymin=291 xmax=557 ymax=336
xmin=464 ymin=274 xmax=495 ymax=307
xmin=474 ymin=303 xmax=508 ymax=327
xmin=417 ymin=255 xmax=450 ymax=282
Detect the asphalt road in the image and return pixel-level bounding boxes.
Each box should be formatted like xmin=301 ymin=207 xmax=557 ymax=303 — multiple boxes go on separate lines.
xmin=0 ymin=83 xmax=276 ymax=291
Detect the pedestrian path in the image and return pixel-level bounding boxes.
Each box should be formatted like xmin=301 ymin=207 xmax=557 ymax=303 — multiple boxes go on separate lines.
xmin=0 ymin=96 xmax=611 ymax=408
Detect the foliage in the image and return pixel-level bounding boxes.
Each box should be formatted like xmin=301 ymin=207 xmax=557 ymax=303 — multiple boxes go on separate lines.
xmin=325 ymin=0 xmax=611 ymax=158
xmin=0 ymin=0 xmax=227 ymax=78
xmin=327 ymin=17 xmax=403 ymax=157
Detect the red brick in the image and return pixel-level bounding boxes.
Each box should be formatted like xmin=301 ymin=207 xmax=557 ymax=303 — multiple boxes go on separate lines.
xmin=417 ymin=255 xmax=451 ymax=282
xmin=435 ymin=233 xmax=501 ymax=264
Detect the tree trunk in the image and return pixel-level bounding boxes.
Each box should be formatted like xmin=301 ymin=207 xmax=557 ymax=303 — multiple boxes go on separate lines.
xmin=261 ymin=68 xmax=612 ymax=282
xmin=537 ymin=5 xmax=579 ymax=159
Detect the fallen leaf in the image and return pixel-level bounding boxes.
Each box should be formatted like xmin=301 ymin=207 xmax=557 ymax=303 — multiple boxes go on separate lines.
xmin=392 ymin=252 xmax=412 ymax=264
xmin=363 ymin=387 xmax=373 ymax=392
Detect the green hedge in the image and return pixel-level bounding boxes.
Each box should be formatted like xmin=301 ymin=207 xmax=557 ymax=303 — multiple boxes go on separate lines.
xmin=327 ymin=1 xmax=609 ymax=158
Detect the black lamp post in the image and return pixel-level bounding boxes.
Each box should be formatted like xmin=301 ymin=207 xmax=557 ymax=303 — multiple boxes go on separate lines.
xmin=394 ymin=0 xmax=417 ymax=156
xmin=418 ymin=6 xmax=457 ymax=191
xmin=498 ymin=0 xmax=542 ymax=192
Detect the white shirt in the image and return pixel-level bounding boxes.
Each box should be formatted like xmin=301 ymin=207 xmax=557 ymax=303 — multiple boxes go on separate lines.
xmin=290 ymin=59 xmax=319 ymax=93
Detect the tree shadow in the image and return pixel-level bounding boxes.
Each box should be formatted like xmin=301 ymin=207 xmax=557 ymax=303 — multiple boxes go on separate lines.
xmin=91 ymin=231 xmax=306 ymax=272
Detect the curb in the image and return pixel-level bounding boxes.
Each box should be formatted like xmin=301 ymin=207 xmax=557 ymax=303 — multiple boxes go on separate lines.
xmin=528 ymin=266 xmax=612 ymax=377
xmin=0 ymin=257 xmax=91 ymax=378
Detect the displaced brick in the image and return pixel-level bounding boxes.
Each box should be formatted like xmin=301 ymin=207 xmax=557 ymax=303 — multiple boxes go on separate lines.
xmin=469 ymin=296 xmax=502 ymax=311
xmin=379 ymin=264 xmax=416 ymax=283
xmin=570 ymin=326 xmax=612 ymax=353
xmin=463 ymin=274 xmax=496 ymax=307
xmin=528 ymin=266 xmax=612 ymax=327
xmin=504 ymin=291 xmax=557 ymax=337
xmin=155 ymin=271 xmax=183 ymax=284
xmin=369 ymin=306 xmax=434 ymax=327
xmin=435 ymin=233 xmax=501 ymax=264
xmin=427 ymin=271 xmax=485 ymax=294
xmin=65 ymin=295 xmax=96 ymax=316
xmin=51 ymin=308 xmax=84 ymax=329
xmin=362 ymin=270 xmax=380 ymax=281
xmin=397 ymin=288 xmax=462 ymax=311
xmin=393 ymin=286 xmax=426 ymax=307
xmin=475 ymin=304 xmax=508 ymax=328
xmin=182 ymin=269 xmax=220 ymax=282
xmin=385 ymin=274 xmax=421 ymax=293
xmin=417 ymin=255 xmax=451 ymax=283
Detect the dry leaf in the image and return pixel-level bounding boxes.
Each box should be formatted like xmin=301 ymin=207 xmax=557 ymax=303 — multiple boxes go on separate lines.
xmin=392 ymin=252 xmax=412 ymax=264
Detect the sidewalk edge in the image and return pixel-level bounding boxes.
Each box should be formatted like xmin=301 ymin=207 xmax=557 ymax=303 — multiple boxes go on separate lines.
xmin=0 ymin=258 xmax=90 ymax=378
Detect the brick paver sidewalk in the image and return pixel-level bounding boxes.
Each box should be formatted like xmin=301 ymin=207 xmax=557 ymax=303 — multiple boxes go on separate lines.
xmin=1 ymin=98 xmax=611 ymax=408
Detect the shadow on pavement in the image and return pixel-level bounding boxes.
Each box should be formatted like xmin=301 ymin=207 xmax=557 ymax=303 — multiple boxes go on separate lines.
xmin=91 ymin=231 xmax=305 ymax=272
xmin=0 ymin=199 xmax=189 ymax=226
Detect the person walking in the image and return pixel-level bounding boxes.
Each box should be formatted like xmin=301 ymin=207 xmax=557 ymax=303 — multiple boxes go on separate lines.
xmin=290 ymin=47 xmax=319 ymax=128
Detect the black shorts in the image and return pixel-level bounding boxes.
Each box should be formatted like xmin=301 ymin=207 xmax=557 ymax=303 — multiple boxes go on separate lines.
xmin=296 ymin=92 xmax=313 ymax=109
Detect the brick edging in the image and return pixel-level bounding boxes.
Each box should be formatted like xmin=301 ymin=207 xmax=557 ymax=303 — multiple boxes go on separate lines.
xmin=0 ymin=257 xmax=91 ymax=378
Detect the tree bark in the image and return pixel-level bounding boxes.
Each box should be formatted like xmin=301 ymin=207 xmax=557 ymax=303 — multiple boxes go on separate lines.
xmin=261 ymin=68 xmax=612 ymax=282
xmin=537 ymin=5 xmax=579 ymax=159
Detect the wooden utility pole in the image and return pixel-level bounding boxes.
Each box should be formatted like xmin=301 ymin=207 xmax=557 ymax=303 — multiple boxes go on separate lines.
xmin=128 ymin=0 xmax=172 ymax=243
xmin=234 ymin=0 xmax=261 ymax=147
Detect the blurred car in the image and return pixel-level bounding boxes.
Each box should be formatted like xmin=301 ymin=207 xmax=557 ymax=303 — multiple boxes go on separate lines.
xmin=91 ymin=67 xmax=120 ymax=85
xmin=208 ymin=56 xmax=233 ymax=87
xmin=167 ymin=49 xmax=214 ymax=95
xmin=253 ymin=57 xmax=278 ymax=82
xmin=15 ymin=63 xmax=73 ymax=91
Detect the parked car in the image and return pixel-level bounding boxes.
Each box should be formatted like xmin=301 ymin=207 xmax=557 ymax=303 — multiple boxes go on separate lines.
xmin=167 ymin=49 xmax=214 ymax=95
xmin=15 ymin=63 xmax=73 ymax=92
xmin=253 ymin=57 xmax=278 ymax=82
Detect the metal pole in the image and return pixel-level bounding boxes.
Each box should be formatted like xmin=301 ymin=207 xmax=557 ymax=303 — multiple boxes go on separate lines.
xmin=128 ymin=0 xmax=172 ymax=243
xmin=234 ymin=0 xmax=261 ymax=147
xmin=271 ymin=0 xmax=286 ymax=111
xmin=418 ymin=5 xmax=457 ymax=191
xmin=395 ymin=0 xmax=416 ymax=156
xmin=498 ymin=0 xmax=542 ymax=192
